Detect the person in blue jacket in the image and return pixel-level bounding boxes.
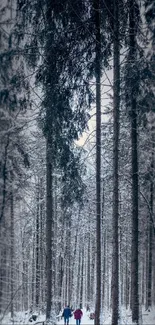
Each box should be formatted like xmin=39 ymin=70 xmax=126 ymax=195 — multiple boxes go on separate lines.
xmin=62 ymin=305 xmax=72 ymax=325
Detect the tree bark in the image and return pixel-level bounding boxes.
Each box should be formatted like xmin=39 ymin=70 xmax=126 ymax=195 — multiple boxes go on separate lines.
xmin=87 ymin=228 xmax=91 ymax=305
xmin=94 ymin=0 xmax=101 ymax=323
xmin=10 ymin=187 xmax=14 ymax=319
xmin=79 ymin=246 xmax=84 ymax=309
xmin=76 ymin=249 xmax=81 ymax=306
xmin=39 ymin=177 xmax=44 ymax=309
xmin=70 ymin=225 xmax=79 ymax=307
xmin=125 ymin=242 xmax=129 ymax=309
xmin=31 ymin=234 xmax=35 ymax=310
xmin=147 ymin=151 xmax=154 ymax=308
xmin=36 ymin=182 xmax=40 ymax=309
xmin=101 ymin=184 xmax=106 ymax=309
xmin=46 ymin=135 xmax=53 ymax=320
xmin=0 ymin=137 xmax=9 ymax=222
xmin=66 ymin=215 xmax=71 ymax=306
xmin=102 ymin=230 xmax=106 ymax=309
xmin=129 ymin=0 xmax=139 ymax=323
xmin=111 ymin=0 xmax=120 ymax=324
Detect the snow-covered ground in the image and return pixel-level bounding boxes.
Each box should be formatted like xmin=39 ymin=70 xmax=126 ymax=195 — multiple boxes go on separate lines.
xmin=1 ymin=307 xmax=155 ymax=325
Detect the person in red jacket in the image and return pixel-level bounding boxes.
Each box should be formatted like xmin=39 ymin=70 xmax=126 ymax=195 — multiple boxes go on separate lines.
xmin=74 ymin=308 xmax=83 ymax=325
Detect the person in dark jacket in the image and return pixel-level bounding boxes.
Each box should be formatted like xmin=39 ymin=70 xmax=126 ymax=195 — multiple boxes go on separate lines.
xmin=74 ymin=308 xmax=83 ymax=325
xmin=62 ymin=305 xmax=72 ymax=325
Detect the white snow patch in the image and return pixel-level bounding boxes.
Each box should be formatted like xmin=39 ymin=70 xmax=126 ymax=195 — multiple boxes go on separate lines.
xmin=1 ymin=306 xmax=155 ymax=325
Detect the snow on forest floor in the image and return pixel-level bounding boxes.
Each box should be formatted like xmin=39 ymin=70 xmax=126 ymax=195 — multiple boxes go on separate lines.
xmin=58 ymin=308 xmax=155 ymax=325
xmin=1 ymin=307 xmax=155 ymax=325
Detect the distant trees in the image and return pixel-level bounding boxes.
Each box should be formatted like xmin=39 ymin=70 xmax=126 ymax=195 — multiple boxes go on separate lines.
xmin=0 ymin=1 xmax=154 ymax=324
xmin=16 ymin=0 xmax=95 ymax=320
xmin=0 ymin=1 xmax=30 ymax=317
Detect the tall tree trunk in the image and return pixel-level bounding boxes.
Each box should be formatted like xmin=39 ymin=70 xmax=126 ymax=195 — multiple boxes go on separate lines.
xmin=10 ymin=187 xmax=14 ymax=319
xmin=76 ymin=249 xmax=81 ymax=306
xmin=129 ymin=0 xmax=139 ymax=323
xmin=102 ymin=230 xmax=106 ymax=309
xmin=66 ymin=215 xmax=71 ymax=306
xmin=94 ymin=0 xmax=101 ymax=323
xmin=87 ymin=229 xmax=91 ymax=306
xmin=145 ymin=234 xmax=149 ymax=310
xmin=58 ymin=213 xmax=65 ymax=311
xmin=79 ymin=246 xmax=84 ymax=309
xmin=111 ymin=0 xmax=120 ymax=324
xmin=147 ymin=150 xmax=154 ymax=308
xmin=31 ymin=234 xmax=35 ymax=310
xmin=53 ymin=175 xmax=57 ymax=311
xmin=70 ymin=227 xmax=78 ymax=305
xmin=125 ymin=242 xmax=129 ymax=309
xmin=101 ymin=184 xmax=106 ymax=310
xmin=36 ymin=182 xmax=40 ymax=309
xmin=0 ymin=137 xmax=9 ymax=222
xmin=141 ymin=257 xmax=145 ymax=306
xmin=39 ymin=177 xmax=44 ymax=309
xmin=46 ymin=136 xmax=53 ymax=320
xmin=153 ymin=244 xmax=155 ymax=305
xmin=57 ymin=254 xmax=63 ymax=312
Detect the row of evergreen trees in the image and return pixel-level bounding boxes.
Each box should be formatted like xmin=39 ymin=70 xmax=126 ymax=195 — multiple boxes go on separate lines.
xmin=0 ymin=1 xmax=154 ymax=325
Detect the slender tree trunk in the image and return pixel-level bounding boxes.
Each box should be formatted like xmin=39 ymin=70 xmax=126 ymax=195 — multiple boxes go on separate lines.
xmin=57 ymin=254 xmax=63 ymax=312
xmin=107 ymin=264 xmax=110 ymax=309
xmin=58 ymin=213 xmax=65 ymax=311
xmin=111 ymin=0 xmax=120 ymax=323
xmin=10 ymin=187 xmax=14 ymax=319
xmin=87 ymin=229 xmax=91 ymax=305
xmin=0 ymin=137 xmax=9 ymax=222
xmin=125 ymin=243 xmax=129 ymax=309
xmin=147 ymin=220 xmax=153 ymax=308
xmin=76 ymin=249 xmax=81 ymax=306
xmin=153 ymin=245 xmax=155 ymax=305
xmin=0 ymin=266 xmax=2 ymax=313
xmin=36 ymin=182 xmax=40 ymax=309
xmin=147 ymin=151 xmax=154 ymax=308
xmin=39 ymin=177 xmax=44 ymax=309
xmin=70 ymin=225 xmax=79 ymax=307
xmin=145 ymin=234 xmax=149 ymax=310
xmin=31 ymin=234 xmax=35 ymax=310
xmin=131 ymin=68 xmax=139 ymax=317
xmin=101 ymin=184 xmax=106 ymax=309
xmin=66 ymin=215 xmax=71 ymax=306
xmin=141 ymin=257 xmax=145 ymax=306
xmin=129 ymin=0 xmax=139 ymax=323
xmin=94 ymin=0 xmax=101 ymax=323
xmin=53 ymin=175 xmax=57 ymax=310
xmin=79 ymin=246 xmax=84 ymax=309
xmin=102 ymin=230 xmax=106 ymax=309
xmin=46 ymin=135 xmax=53 ymax=320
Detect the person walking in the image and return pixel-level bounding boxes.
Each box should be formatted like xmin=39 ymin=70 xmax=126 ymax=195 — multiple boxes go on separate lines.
xmin=74 ymin=308 xmax=83 ymax=325
xmin=62 ymin=305 xmax=72 ymax=325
